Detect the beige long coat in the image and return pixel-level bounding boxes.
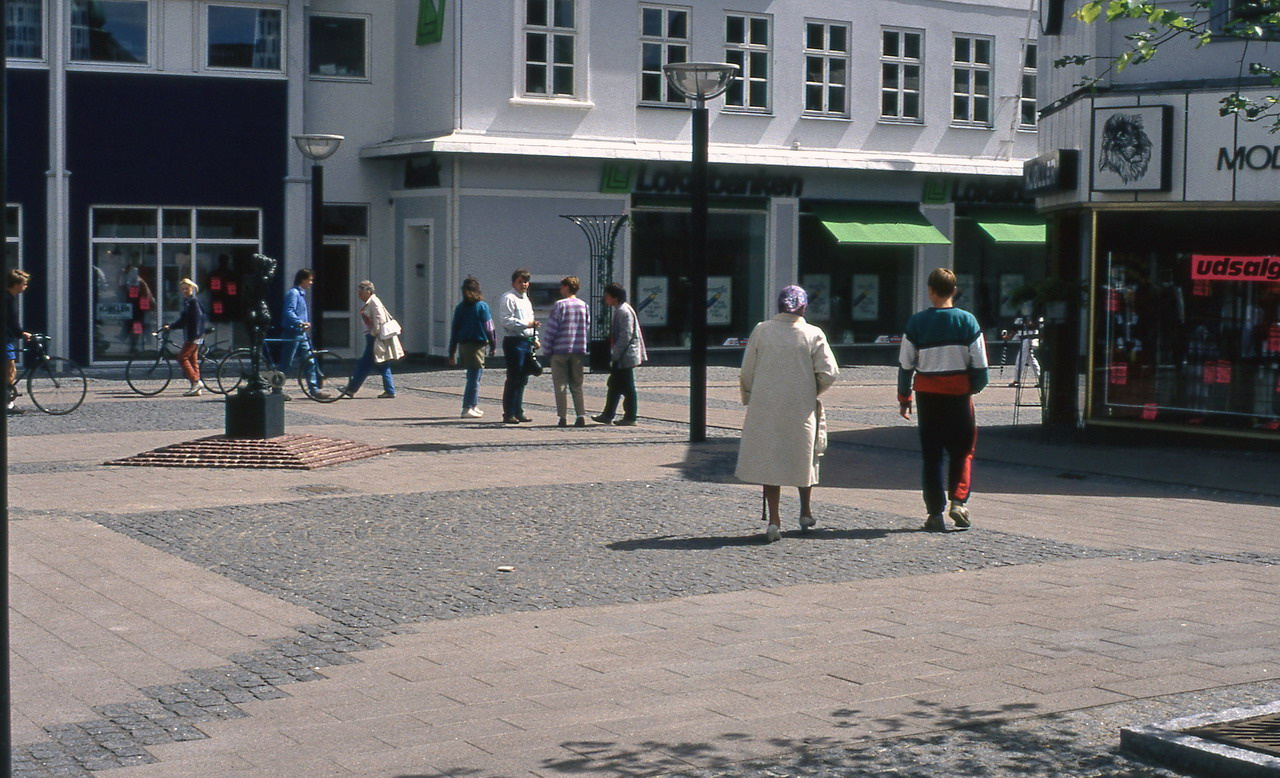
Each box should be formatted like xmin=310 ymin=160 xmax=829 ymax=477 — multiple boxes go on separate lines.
xmin=361 ymin=294 xmax=405 ymax=363
xmin=734 ymin=314 xmax=839 ymax=487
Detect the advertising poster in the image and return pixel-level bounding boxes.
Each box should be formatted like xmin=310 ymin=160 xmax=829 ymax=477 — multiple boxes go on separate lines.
xmin=1090 ymin=104 xmax=1172 ymax=192
xmin=999 ymin=273 xmax=1025 ymax=318
xmin=707 ymin=276 xmax=732 ymax=326
xmin=801 ymin=274 xmax=831 ymax=321
xmin=634 ymin=276 xmax=668 ymax=326
xmin=851 ymin=275 xmax=879 ymax=321
xmin=954 ymin=273 xmax=975 ymax=310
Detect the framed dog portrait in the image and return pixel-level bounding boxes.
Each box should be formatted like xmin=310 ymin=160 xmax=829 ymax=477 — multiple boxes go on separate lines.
xmin=1090 ymin=105 xmax=1173 ymax=192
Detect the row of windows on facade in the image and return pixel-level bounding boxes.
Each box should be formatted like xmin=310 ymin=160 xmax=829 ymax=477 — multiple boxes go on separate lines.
xmin=4 ymin=0 xmax=366 ymax=79
xmin=529 ymin=5 xmax=1038 ymax=127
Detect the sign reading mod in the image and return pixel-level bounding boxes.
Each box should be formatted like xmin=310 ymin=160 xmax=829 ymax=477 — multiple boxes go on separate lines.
xmin=1191 ymin=255 xmax=1280 ymax=282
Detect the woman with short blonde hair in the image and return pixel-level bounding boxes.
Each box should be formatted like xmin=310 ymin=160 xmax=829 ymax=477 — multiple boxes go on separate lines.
xmin=342 ymin=279 xmax=403 ymax=398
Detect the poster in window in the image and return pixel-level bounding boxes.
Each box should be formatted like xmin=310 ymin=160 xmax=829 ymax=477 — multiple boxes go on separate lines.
xmin=801 ymin=274 xmax=831 ymax=321
xmin=707 ymin=276 xmax=732 ymax=326
xmin=954 ymin=273 xmax=975 ymax=310
xmin=1090 ymin=105 xmax=1173 ymax=192
xmin=634 ymin=276 xmax=668 ymax=327
xmin=999 ymin=273 xmax=1025 ymax=318
xmin=851 ymin=275 xmax=879 ymax=321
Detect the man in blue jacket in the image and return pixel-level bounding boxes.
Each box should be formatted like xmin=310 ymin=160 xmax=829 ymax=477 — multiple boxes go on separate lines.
xmin=897 ymin=268 xmax=989 ymax=531
xmin=279 ymin=268 xmax=329 ymax=399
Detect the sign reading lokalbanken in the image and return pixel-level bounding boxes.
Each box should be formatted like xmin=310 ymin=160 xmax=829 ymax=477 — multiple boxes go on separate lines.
xmin=1191 ymin=255 xmax=1280 ymax=282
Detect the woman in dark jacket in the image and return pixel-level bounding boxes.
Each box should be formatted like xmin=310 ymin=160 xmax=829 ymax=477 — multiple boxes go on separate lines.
xmin=165 ymin=277 xmax=207 ymax=396
xmin=448 ymin=277 xmax=496 ymax=418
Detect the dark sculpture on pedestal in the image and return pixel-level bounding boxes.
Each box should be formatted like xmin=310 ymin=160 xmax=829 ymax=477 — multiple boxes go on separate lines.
xmin=225 ymin=253 xmax=285 ymax=438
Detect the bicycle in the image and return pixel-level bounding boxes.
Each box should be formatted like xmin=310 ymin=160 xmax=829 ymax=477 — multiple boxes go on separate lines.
xmin=9 ymin=334 xmax=88 ymax=415
xmin=215 ymin=334 xmax=351 ymax=403
xmin=124 ymin=326 xmax=227 ymax=396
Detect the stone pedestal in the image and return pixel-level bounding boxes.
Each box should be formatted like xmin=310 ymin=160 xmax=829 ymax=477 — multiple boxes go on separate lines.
xmin=225 ymin=390 xmax=285 ymax=439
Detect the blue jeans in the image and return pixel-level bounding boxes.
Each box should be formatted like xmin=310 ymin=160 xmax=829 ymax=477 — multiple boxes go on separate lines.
xmin=347 ymin=334 xmax=395 ymax=396
xmin=502 ymin=336 xmax=532 ymax=418
xmin=464 ymin=366 xmax=483 ymax=409
xmin=278 ymin=330 xmax=318 ymax=390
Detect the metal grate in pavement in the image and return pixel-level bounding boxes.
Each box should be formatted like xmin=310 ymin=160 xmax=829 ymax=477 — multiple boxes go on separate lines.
xmin=1184 ymin=712 xmax=1280 ymax=758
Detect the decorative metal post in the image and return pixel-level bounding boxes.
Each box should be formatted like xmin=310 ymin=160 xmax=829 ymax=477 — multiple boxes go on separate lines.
xmin=561 ymin=214 xmax=629 ymax=369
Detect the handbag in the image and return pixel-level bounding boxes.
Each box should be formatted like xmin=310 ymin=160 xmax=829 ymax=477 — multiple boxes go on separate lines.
xmin=524 ymin=352 xmax=544 ymax=377
xmin=378 ymin=318 xmax=402 ymax=339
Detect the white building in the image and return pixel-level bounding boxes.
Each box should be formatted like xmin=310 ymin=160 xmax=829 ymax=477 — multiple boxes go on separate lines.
xmin=7 ymin=0 xmax=1043 ymax=365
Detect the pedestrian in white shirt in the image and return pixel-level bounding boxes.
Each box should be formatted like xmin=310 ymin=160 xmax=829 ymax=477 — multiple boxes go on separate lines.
xmin=498 ymin=268 xmax=540 ymax=424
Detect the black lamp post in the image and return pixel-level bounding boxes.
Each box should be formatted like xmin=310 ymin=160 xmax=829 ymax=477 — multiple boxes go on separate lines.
xmin=662 ymin=62 xmax=738 ymax=443
xmin=292 ymin=133 xmax=343 ymax=347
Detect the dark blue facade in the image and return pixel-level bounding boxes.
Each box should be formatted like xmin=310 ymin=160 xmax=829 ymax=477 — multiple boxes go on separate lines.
xmin=5 ymin=69 xmax=51 ymax=335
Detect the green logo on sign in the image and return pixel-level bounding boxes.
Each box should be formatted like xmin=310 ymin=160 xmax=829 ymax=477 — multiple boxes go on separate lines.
xmin=417 ymin=0 xmax=446 ymax=45
xmin=601 ymin=163 xmax=635 ymax=194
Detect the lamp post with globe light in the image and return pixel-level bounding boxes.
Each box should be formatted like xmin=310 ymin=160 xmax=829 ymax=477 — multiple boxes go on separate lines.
xmin=292 ymin=134 xmax=343 ymax=347
xmin=662 ymin=62 xmax=738 ymax=443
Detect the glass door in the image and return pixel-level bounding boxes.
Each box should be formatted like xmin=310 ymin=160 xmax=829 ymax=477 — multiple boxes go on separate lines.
xmin=315 ymin=239 xmax=358 ymax=354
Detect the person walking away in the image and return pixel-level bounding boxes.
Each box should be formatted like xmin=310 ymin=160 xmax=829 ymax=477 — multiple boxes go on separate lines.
xmin=735 ymin=286 xmax=839 ymax=543
xmin=897 ymin=267 xmax=989 ymax=531
xmin=343 ymin=280 xmax=403 ymax=398
xmin=540 ymin=275 xmax=591 ymax=427
xmin=498 ymin=269 xmax=540 ymax=424
xmin=6 ymin=269 xmax=32 ymax=415
xmin=163 ymin=277 xmax=207 ymax=396
xmin=448 ymin=277 xmax=496 ymax=418
xmin=279 ymin=268 xmax=330 ymax=400
xmin=592 ymin=282 xmax=647 ymax=426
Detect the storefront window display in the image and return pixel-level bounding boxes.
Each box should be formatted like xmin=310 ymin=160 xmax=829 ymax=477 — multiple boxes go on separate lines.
xmin=91 ymin=207 xmax=261 ymax=361
xmin=950 ymin=215 xmax=1047 ymax=334
xmin=629 ymin=207 xmax=767 ymax=348
xmin=1091 ymin=210 xmax=1280 ymax=435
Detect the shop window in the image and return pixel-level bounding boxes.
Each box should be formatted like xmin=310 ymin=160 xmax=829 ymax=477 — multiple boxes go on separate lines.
xmin=724 ymin=13 xmax=771 ymax=111
xmin=881 ymin=28 xmax=922 ymax=122
xmin=1020 ymin=42 xmax=1038 ymax=128
xmin=70 ymin=0 xmax=148 ymax=64
xmin=6 ymin=205 xmax=21 ymax=270
xmin=206 ymin=4 xmax=283 ymax=72
xmin=952 ymin=34 xmax=993 ymax=127
xmin=639 ymin=4 xmax=689 ymax=105
xmin=322 ymin=205 xmax=368 ymax=237
xmin=6 ymin=0 xmax=43 ymax=60
xmin=524 ymin=0 xmax=576 ymax=97
xmin=309 ymin=13 xmax=367 ymax=79
xmin=803 ymin=20 xmax=850 ymax=117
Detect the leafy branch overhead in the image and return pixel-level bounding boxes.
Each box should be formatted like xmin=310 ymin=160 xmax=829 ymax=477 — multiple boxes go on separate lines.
xmin=1057 ymin=0 xmax=1280 ymax=130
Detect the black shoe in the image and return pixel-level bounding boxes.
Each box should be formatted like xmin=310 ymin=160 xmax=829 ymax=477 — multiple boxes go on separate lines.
xmin=574 ymin=416 xmax=586 ymax=427
xmin=591 ymin=414 xmax=613 ymax=424
xmin=502 ymin=416 xmax=520 ymax=424
xmin=614 ymin=418 xmax=637 ymax=426
xmin=557 ymin=417 xmax=567 ymax=427
xmin=922 ymin=514 xmax=946 ymax=532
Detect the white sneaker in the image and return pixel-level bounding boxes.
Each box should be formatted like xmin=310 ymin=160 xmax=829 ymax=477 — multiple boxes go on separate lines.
xmin=798 ymin=514 xmax=816 ymax=530
xmin=183 ymin=386 xmax=203 ymax=397
xmin=462 ymin=407 xmax=483 ymax=418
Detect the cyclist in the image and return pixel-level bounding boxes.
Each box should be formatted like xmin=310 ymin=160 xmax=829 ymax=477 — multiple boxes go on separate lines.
xmin=278 ymin=268 xmax=330 ymax=400
xmin=6 ymin=269 xmax=32 ymax=416
xmin=162 ymin=277 xmax=207 ymax=396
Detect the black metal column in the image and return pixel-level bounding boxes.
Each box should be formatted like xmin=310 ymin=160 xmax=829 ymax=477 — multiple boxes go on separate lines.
xmin=310 ymin=162 xmax=324 ymax=348
xmin=689 ymin=104 xmax=709 ymax=443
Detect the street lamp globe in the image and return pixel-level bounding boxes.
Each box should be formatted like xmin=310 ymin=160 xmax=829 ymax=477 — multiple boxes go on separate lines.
xmin=292 ymin=134 xmax=345 ymax=161
xmin=662 ymin=62 xmax=739 ymax=104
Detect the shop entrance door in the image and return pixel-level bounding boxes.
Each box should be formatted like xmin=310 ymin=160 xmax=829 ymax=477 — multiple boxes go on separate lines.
xmin=314 ymin=238 xmax=362 ymax=356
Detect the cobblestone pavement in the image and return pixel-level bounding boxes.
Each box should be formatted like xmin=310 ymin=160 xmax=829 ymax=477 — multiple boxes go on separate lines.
xmin=8 ymin=367 xmax=1280 ymax=776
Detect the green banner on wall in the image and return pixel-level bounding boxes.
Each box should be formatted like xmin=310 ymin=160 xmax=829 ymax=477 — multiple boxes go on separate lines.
xmin=417 ymin=0 xmax=446 ymax=45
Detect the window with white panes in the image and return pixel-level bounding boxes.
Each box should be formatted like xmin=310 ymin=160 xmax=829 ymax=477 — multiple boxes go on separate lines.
xmin=640 ymin=5 xmax=689 ymax=104
xmin=206 ymin=4 xmax=283 ymax=72
xmin=1020 ymin=42 xmax=1038 ymax=128
xmin=524 ymin=0 xmax=576 ymax=97
xmin=309 ymin=14 xmax=367 ymax=79
xmin=725 ymin=13 xmax=771 ymax=111
xmin=880 ymin=28 xmax=922 ymax=122
xmin=70 ymin=0 xmax=148 ymax=64
xmin=803 ymin=20 xmax=850 ymax=117
xmin=6 ymin=0 xmax=44 ymax=60
xmin=952 ymin=34 xmax=993 ymax=126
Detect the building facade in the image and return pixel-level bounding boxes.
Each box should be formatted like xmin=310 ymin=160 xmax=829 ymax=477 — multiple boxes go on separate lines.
xmin=8 ymin=0 xmax=1043 ymax=367
xmin=1033 ymin=0 xmax=1280 ymax=441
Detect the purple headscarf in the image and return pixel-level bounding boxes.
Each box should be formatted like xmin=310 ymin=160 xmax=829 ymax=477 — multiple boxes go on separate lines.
xmin=777 ymin=285 xmax=808 ymax=314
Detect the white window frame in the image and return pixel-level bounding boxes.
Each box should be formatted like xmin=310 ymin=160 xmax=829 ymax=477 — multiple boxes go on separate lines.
xmin=68 ymin=0 xmax=156 ymax=70
xmin=724 ymin=12 xmax=772 ymax=113
xmin=520 ymin=0 xmax=579 ymax=100
xmin=802 ymin=19 xmax=850 ymax=118
xmin=1020 ymin=40 xmax=1038 ymax=129
xmin=6 ymin=204 xmax=22 ymax=265
xmin=307 ymin=11 xmax=370 ymax=82
xmin=6 ymin=0 xmax=48 ymax=65
xmin=639 ymin=3 xmax=690 ymax=106
xmin=951 ymin=33 xmax=994 ymax=128
xmin=880 ymin=27 xmax=922 ymax=123
xmin=201 ymin=2 xmax=286 ymax=77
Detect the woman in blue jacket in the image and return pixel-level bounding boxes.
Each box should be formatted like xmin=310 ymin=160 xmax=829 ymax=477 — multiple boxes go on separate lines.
xmin=165 ymin=277 xmax=207 ymax=396
xmin=448 ymin=277 xmax=496 ymax=418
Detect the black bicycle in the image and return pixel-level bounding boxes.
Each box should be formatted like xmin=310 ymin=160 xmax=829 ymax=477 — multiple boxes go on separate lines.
xmin=215 ymin=335 xmax=350 ymax=403
xmin=124 ymin=327 xmax=228 ymax=396
xmin=11 ymin=334 xmax=88 ymax=415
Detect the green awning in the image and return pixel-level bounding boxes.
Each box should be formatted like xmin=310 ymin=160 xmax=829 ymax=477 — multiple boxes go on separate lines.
xmin=975 ymin=213 xmax=1047 ymax=244
xmin=817 ymin=205 xmax=951 ymax=245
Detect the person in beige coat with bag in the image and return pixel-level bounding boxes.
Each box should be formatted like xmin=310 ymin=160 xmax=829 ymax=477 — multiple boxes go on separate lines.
xmin=342 ymin=280 xmax=403 ymax=398
xmin=735 ymin=285 xmax=839 ymax=543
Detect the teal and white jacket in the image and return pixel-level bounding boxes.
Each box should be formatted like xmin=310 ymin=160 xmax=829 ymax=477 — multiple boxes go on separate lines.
xmin=897 ymin=306 xmax=989 ymax=402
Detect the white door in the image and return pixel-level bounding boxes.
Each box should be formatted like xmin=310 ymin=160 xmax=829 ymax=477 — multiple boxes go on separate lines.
xmin=316 ymin=237 xmax=365 ymax=356
xmin=402 ymin=222 xmax=432 ymax=355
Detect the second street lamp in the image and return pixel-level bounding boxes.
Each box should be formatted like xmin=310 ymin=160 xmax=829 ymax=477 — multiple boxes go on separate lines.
xmin=292 ymin=133 xmax=344 ymax=348
xmin=663 ymin=62 xmax=738 ymax=443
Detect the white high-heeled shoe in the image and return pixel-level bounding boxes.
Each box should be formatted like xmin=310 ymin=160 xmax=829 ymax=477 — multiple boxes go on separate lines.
xmin=765 ymin=524 xmax=782 ymax=543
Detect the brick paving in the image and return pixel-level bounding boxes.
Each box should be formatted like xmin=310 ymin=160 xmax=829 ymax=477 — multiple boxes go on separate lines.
xmin=7 ymin=365 xmax=1280 ymax=776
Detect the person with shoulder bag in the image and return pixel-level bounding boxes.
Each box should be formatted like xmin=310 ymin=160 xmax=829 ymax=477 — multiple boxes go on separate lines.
xmin=342 ymin=280 xmax=403 ymax=398
xmin=592 ymin=282 xmax=647 ymax=426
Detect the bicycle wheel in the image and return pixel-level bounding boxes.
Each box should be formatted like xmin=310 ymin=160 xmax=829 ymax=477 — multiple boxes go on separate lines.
xmin=299 ymin=351 xmax=351 ymax=403
xmin=125 ymin=351 xmax=172 ymax=396
xmin=27 ymin=356 xmax=88 ymax=415
xmin=216 ymin=348 xmax=253 ymax=395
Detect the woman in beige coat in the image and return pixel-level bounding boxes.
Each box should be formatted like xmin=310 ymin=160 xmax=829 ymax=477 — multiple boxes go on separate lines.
xmin=342 ymin=280 xmax=404 ymax=398
xmin=735 ymin=285 xmax=839 ymax=542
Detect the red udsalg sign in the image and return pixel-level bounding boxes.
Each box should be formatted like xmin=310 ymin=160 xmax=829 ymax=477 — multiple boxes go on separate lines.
xmin=1191 ymin=255 xmax=1280 ymax=282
